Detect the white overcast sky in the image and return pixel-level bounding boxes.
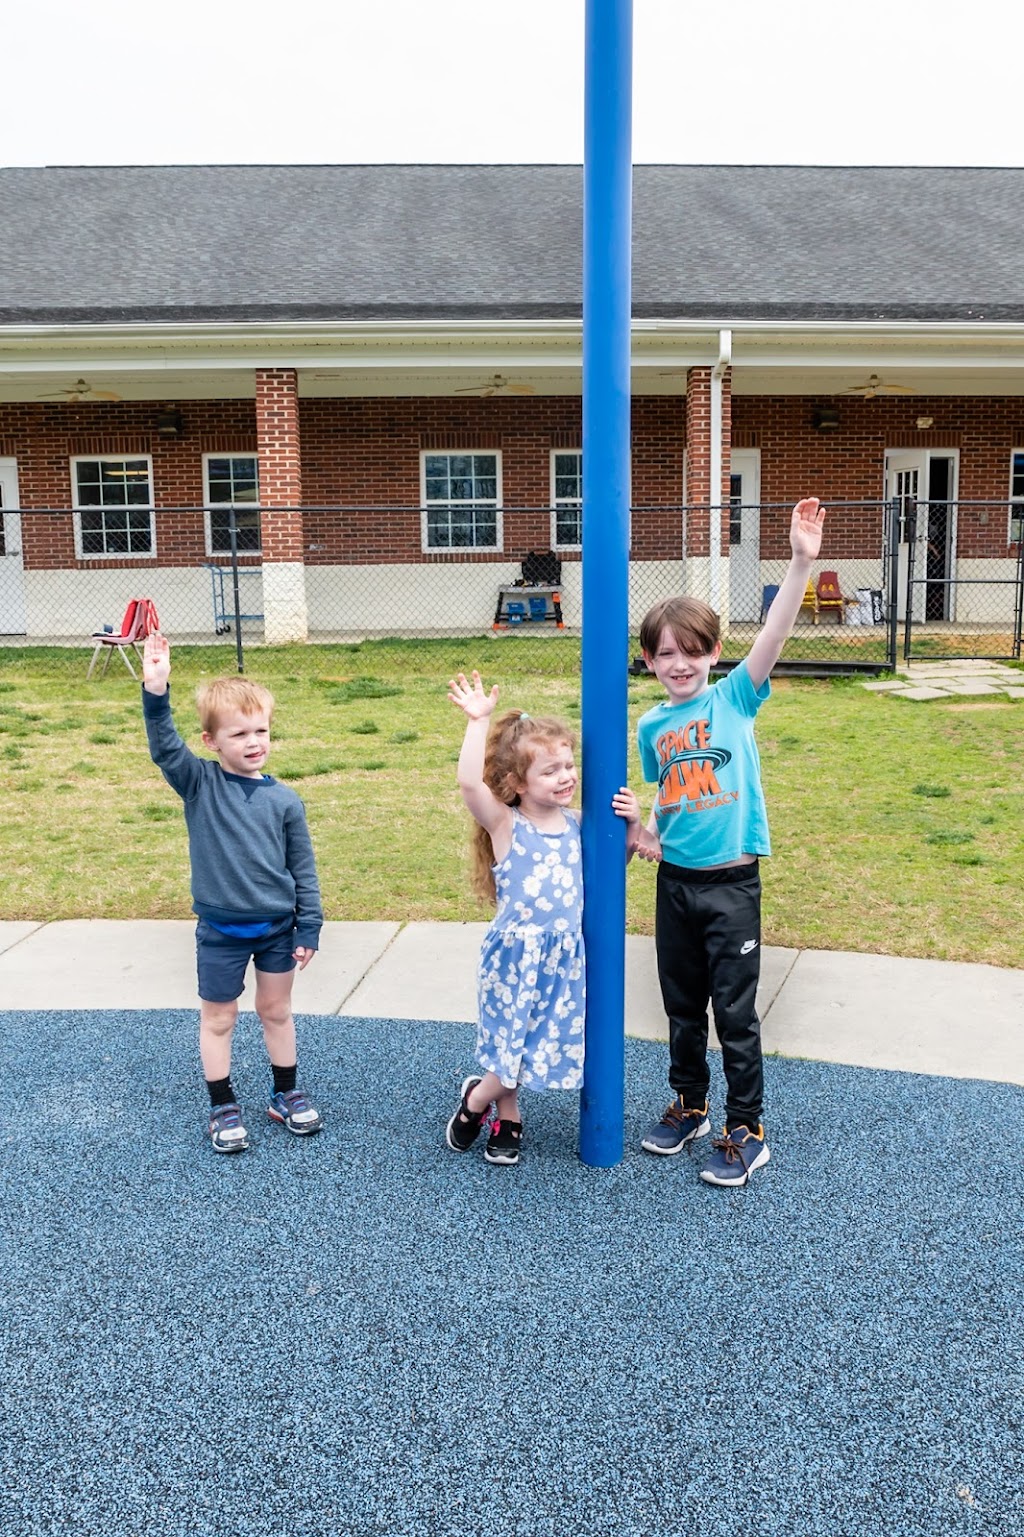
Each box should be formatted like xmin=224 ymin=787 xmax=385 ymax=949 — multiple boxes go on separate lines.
xmin=1 ymin=0 xmax=1019 ymax=169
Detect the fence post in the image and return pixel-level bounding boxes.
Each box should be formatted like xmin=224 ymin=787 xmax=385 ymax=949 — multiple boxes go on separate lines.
xmin=902 ymin=497 xmax=917 ymax=663
xmin=886 ymin=497 xmax=900 ymax=670
xmin=228 ymin=509 xmax=245 ymax=674
xmin=1014 ymin=523 xmax=1024 ymax=661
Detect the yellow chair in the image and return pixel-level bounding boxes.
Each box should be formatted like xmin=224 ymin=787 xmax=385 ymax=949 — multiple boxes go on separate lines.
xmin=798 ymin=580 xmax=819 ymax=625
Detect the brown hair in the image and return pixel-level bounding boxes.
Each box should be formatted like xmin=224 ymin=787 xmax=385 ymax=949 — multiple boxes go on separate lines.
xmin=639 ymin=595 xmax=721 ymax=660
xmin=196 ymin=676 xmax=275 ymax=734
xmin=469 ymin=709 xmax=576 ymax=905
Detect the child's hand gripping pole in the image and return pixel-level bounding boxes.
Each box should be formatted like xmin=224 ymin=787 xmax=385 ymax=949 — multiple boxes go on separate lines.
xmin=611 ymin=786 xmax=662 ymax=864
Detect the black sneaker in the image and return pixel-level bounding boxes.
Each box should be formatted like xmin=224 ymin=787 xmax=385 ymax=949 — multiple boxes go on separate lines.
xmin=484 ymin=1118 xmax=522 ymax=1166
xmin=640 ymin=1096 xmax=711 ymax=1155
xmin=446 ymin=1077 xmax=487 ymax=1152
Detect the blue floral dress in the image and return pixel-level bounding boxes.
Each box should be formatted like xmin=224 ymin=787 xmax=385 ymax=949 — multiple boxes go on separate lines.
xmin=476 ymin=808 xmax=586 ymax=1091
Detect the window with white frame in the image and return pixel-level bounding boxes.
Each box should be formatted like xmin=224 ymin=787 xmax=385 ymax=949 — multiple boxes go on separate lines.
xmin=204 ymin=455 xmax=260 ymax=554
xmin=1010 ymin=452 xmax=1024 ymax=543
xmin=72 ymin=457 xmax=154 ymax=557
xmin=551 ymin=450 xmax=582 ymax=549
xmin=421 ymin=452 xmax=500 ymax=550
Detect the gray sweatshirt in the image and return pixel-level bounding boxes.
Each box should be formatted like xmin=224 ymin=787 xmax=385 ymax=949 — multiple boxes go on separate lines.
xmin=143 ymin=689 xmax=323 ymax=951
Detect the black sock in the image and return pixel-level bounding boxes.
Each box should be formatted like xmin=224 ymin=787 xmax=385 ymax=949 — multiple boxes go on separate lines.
xmin=272 ymin=1062 xmax=297 ymax=1096
xmin=207 ymin=1075 xmax=236 ymax=1109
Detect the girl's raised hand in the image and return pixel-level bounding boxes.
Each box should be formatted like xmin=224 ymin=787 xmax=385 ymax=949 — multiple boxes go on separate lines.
xmin=790 ymin=497 xmax=826 ymax=561
xmin=448 ymin=669 xmax=499 ymax=720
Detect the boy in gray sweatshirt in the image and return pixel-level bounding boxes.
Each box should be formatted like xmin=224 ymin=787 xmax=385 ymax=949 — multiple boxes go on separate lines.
xmin=142 ymin=630 xmax=323 ymax=1153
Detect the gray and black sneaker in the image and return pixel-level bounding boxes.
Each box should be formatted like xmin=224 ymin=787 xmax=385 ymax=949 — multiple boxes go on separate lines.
xmin=268 ymin=1087 xmax=322 ymax=1136
xmin=446 ymin=1077 xmax=487 ymax=1152
xmin=209 ymin=1102 xmax=250 ymax=1154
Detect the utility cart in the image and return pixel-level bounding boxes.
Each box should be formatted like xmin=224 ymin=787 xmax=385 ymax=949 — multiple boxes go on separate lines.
xmin=204 ymin=563 xmax=264 ymax=635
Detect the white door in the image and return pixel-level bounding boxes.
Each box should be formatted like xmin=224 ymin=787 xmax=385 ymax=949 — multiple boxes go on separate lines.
xmin=728 ymin=449 xmax=761 ymax=621
xmin=885 ymin=451 xmax=927 ymax=623
xmin=0 ymin=460 xmax=27 ymax=636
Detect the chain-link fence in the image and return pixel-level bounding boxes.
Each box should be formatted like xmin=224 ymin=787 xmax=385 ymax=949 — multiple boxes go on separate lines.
xmin=628 ymin=499 xmax=895 ymax=674
xmin=3 ymin=501 xmax=1021 ymax=674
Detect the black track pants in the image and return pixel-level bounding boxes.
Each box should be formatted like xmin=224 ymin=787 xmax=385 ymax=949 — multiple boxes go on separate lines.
xmin=654 ymin=859 xmax=764 ymax=1127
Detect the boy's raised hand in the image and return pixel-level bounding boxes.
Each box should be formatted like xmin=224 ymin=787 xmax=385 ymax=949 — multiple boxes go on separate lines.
xmin=143 ymin=630 xmax=171 ymax=693
xmin=790 ymin=497 xmax=826 ymax=561
xmin=448 ymin=669 xmax=499 ymax=721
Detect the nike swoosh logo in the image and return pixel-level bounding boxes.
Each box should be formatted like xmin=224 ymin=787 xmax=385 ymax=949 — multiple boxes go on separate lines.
xmin=740 ymin=939 xmax=758 ymax=955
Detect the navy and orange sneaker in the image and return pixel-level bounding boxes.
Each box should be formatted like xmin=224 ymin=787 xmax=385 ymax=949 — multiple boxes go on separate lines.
xmin=640 ymin=1096 xmax=711 ymax=1155
xmin=699 ymin=1123 xmax=770 ymax=1186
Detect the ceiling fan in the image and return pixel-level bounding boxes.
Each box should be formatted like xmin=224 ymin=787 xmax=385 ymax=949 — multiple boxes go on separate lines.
xmin=37 ymin=378 xmax=122 ymax=403
xmin=844 ymin=374 xmax=915 ymax=399
xmin=455 ymin=373 xmax=535 ymax=398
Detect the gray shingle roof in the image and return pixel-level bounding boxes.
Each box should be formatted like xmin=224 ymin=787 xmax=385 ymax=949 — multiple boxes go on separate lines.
xmin=2 ymin=163 xmax=1023 ymax=324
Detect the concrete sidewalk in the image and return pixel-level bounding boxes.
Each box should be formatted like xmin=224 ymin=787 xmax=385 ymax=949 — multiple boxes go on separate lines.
xmin=1 ymin=918 xmax=1021 ymax=1086
xmin=866 ymin=658 xmax=1024 ymax=702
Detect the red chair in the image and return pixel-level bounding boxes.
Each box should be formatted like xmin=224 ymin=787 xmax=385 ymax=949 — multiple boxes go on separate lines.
xmin=816 ymin=570 xmax=853 ymax=624
xmin=87 ymin=597 xmax=159 ymax=678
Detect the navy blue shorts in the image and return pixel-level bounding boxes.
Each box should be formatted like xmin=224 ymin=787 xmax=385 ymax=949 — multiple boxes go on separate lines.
xmin=195 ymin=915 xmax=297 ymax=1003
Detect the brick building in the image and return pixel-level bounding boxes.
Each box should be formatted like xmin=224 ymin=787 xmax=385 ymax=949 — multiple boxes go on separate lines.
xmin=1 ymin=163 xmax=1023 ymax=639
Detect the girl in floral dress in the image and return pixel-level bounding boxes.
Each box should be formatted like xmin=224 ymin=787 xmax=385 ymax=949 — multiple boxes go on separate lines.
xmin=444 ymin=670 xmax=585 ymax=1167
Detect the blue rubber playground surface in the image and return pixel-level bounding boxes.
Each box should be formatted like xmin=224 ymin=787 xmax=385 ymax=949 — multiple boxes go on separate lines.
xmin=2 ymin=1007 xmax=1021 ymax=1537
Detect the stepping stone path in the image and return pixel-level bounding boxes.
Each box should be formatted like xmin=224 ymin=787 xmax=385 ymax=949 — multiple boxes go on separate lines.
xmin=862 ymin=660 xmax=1024 ymax=701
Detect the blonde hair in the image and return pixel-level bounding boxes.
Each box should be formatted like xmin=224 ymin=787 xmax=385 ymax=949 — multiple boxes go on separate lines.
xmin=469 ymin=709 xmax=576 ymax=905
xmin=196 ymin=676 xmax=275 ymax=734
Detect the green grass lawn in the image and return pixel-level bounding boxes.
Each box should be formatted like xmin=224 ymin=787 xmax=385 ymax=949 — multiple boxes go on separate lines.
xmin=1 ymin=637 xmax=1022 ymax=969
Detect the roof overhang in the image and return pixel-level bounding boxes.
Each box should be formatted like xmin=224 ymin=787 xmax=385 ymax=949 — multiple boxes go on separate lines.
xmin=3 ymin=317 xmax=1024 ymax=400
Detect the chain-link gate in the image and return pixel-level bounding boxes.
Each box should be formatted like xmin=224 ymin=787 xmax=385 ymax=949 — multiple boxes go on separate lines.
xmin=900 ymin=499 xmax=1024 ymax=662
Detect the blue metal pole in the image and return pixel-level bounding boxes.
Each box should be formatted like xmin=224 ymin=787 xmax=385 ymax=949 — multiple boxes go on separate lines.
xmin=579 ymin=0 xmax=632 ymax=1168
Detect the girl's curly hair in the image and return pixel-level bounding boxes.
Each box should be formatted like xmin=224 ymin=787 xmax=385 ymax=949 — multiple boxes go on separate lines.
xmin=468 ymin=709 xmax=576 ymax=904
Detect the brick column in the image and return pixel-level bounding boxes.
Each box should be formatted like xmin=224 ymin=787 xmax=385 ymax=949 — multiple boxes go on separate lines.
xmin=685 ymin=366 xmax=712 ymax=510
xmin=255 ymin=368 xmax=308 ymax=643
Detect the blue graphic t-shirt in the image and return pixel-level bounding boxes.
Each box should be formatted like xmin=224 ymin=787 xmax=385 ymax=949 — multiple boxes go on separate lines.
xmin=637 ymin=660 xmax=771 ymax=868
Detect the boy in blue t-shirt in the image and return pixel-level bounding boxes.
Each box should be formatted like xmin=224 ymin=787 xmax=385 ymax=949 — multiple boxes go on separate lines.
xmin=613 ymin=497 xmax=827 ymax=1186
